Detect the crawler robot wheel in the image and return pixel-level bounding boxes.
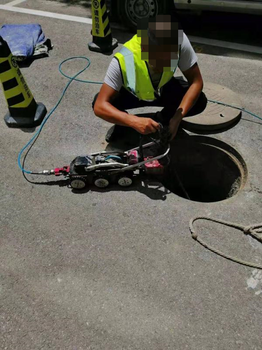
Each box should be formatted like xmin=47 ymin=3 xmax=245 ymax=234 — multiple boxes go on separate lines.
xmin=118 ymin=176 xmax=133 ymax=187
xmin=94 ymin=177 xmax=110 ymax=188
xmin=70 ymin=177 xmax=86 ymax=190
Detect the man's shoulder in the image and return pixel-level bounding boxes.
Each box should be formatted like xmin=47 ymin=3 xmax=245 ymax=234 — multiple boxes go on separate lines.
xmin=181 ymin=31 xmax=190 ymax=48
xmin=109 ymin=57 xmax=121 ymax=71
xmin=104 ymin=57 xmax=123 ymax=92
xmin=178 ymin=31 xmax=198 ymax=72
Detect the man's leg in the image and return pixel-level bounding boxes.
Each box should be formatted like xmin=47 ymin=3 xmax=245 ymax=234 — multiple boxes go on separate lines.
xmin=158 ymin=77 xmax=207 ymax=124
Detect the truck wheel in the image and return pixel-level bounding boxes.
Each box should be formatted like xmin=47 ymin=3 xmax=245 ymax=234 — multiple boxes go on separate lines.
xmin=118 ymin=0 xmax=168 ymax=30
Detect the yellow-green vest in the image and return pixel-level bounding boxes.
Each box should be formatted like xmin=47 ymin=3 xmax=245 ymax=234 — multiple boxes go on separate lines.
xmin=114 ymin=35 xmax=180 ymax=101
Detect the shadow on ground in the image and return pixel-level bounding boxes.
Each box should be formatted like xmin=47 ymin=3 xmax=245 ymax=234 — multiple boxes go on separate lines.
xmin=21 ymin=129 xmax=248 ymax=203
xmin=22 ymin=173 xmax=170 ymax=201
xmin=48 ymin=0 xmax=91 ymax=8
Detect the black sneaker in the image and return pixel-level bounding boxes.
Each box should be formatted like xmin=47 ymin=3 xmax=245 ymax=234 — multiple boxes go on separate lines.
xmin=105 ymin=124 xmax=130 ymax=143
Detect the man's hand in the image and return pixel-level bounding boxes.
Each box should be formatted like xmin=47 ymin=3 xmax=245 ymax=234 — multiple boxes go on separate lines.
xmin=133 ymin=117 xmax=160 ymax=135
xmin=169 ymin=110 xmax=183 ymax=140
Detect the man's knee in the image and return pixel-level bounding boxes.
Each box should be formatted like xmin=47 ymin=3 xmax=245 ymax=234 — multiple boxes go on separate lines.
xmin=197 ymin=91 xmax=208 ymax=113
xmin=187 ymin=91 xmax=207 ymax=116
xmin=92 ymin=93 xmax=99 ymax=110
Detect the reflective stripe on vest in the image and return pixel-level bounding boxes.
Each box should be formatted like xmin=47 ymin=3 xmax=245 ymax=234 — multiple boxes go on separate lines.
xmin=119 ymin=46 xmax=136 ymax=94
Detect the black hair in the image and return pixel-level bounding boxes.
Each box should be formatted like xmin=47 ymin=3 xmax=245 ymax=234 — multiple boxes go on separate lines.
xmin=137 ymin=11 xmax=182 ymax=32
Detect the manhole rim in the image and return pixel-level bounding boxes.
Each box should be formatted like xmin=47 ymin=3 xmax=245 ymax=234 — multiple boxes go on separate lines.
xmin=165 ymin=135 xmax=248 ymax=203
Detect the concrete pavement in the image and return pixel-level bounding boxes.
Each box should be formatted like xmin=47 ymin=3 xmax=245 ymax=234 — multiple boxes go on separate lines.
xmin=0 ymin=2 xmax=262 ymax=349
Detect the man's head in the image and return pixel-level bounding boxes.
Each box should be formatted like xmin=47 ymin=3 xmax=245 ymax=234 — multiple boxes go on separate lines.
xmin=137 ymin=14 xmax=183 ymax=72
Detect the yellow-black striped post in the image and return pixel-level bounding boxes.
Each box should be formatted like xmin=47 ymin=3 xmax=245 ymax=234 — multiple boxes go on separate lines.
xmin=88 ymin=0 xmax=118 ymax=54
xmin=0 ymin=36 xmax=46 ymax=128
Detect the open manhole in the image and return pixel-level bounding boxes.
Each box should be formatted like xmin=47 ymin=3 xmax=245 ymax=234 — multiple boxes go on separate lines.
xmin=162 ymin=136 xmax=248 ymax=203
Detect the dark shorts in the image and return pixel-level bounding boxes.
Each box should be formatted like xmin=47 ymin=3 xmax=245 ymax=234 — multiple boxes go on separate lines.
xmin=92 ymin=77 xmax=207 ymax=124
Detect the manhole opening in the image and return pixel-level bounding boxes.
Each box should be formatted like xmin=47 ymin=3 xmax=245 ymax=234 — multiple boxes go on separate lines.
xmin=162 ymin=136 xmax=248 ymax=203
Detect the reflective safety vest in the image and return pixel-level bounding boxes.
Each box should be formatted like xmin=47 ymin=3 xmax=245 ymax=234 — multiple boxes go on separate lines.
xmin=114 ymin=34 xmax=180 ymax=101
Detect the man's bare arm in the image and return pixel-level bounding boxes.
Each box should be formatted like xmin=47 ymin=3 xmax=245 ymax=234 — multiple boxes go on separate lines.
xmin=176 ymin=62 xmax=204 ymax=118
xmin=169 ymin=63 xmax=204 ymax=139
xmin=94 ymin=83 xmax=160 ymax=134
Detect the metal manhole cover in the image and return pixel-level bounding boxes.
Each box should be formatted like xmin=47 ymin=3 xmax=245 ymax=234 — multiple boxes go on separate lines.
xmin=182 ymin=83 xmax=243 ymax=133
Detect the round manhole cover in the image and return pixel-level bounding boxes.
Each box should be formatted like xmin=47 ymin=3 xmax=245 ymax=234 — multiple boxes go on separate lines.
xmin=182 ymin=83 xmax=243 ymax=133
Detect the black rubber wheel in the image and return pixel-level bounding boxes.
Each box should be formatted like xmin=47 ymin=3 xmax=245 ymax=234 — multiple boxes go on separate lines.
xmin=118 ymin=0 xmax=168 ymax=30
xmin=118 ymin=175 xmax=133 ymax=187
xmin=70 ymin=177 xmax=86 ymax=190
xmin=94 ymin=177 xmax=110 ymax=189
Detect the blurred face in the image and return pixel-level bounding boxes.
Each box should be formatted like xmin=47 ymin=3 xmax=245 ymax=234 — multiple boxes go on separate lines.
xmin=146 ymin=43 xmax=179 ymax=72
xmin=138 ymin=15 xmax=181 ymax=72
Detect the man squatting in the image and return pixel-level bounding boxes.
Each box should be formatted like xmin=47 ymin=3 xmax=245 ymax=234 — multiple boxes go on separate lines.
xmin=92 ymin=13 xmax=207 ymax=142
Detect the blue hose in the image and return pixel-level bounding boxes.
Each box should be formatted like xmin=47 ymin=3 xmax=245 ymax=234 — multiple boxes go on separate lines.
xmin=105 ymin=155 xmax=122 ymax=161
xmin=18 ymin=56 xmax=103 ymax=174
xmin=207 ymin=98 xmax=262 ymax=121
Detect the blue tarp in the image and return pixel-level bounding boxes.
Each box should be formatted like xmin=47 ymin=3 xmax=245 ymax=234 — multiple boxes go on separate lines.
xmin=0 ymin=24 xmax=49 ymax=60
